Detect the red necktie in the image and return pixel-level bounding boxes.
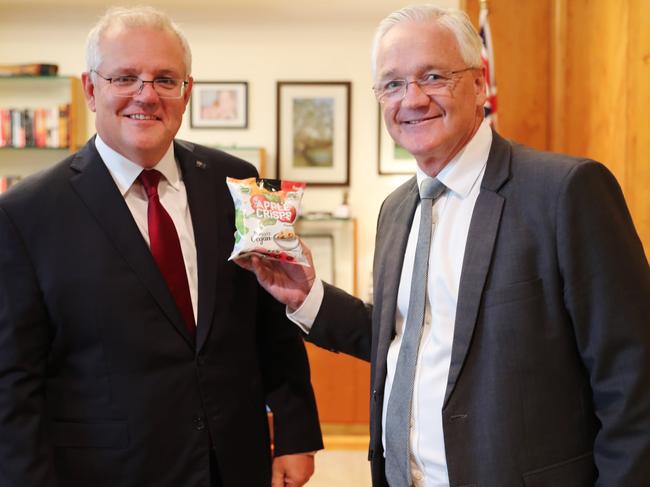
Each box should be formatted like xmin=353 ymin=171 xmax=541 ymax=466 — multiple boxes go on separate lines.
xmin=139 ymin=169 xmax=196 ymax=336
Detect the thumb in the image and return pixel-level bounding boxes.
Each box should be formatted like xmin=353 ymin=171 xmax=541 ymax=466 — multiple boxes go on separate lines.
xmin=271 ymin=464 xmax=285 ymax=487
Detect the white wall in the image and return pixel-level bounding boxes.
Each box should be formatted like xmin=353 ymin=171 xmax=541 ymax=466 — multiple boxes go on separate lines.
xmin=0 ymin=0 xmax=457 ymax=300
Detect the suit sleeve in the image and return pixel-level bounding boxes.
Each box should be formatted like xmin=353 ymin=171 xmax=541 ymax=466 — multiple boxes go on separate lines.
xmin=307 ymin=282 xmax=373 ymax=362
xmin=256 ymin=287 xmax=324 ymax=456
xmin=556 ymin=161 xmax=650 ymax=485
xmin=306 ymin=196 xmax=392 ymax=361
xmin=0 ymin=207 xmax=58 ymax=486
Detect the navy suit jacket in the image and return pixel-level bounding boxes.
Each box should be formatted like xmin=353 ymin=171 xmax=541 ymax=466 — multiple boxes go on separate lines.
xmin=308 ymin=131 xmax=650 ymax=486
xmin=0 ymin=138 xmax=322 ymax=487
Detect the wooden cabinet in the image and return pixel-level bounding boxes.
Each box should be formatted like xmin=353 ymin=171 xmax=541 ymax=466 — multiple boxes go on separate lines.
xmin=0 ymin=76 xmax=87 ymax=179
xmin=296 ymin=218 xmax=371 ymax=425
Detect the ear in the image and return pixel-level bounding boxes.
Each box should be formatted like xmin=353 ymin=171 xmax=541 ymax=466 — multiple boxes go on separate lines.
xmin=81 ymin=72 xmax=97 ymax=113
xmin=182 ymin=76 xmax=194 ymax=107
xmin=473 ymin=66 xmax=488 ymax=107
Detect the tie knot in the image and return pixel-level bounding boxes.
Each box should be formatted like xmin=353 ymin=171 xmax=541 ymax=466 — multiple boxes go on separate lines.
xmin=419 ymin=177 xmax=445 ymax=200
xmin=139 ymin=169 xmax=162 ymax=198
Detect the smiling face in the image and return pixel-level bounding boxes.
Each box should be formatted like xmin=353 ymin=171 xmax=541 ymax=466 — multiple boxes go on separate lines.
xmin=376 ymin=20 xmax=486 ymax=175
xmin=82 ymin=26 xmax=193 ymax=168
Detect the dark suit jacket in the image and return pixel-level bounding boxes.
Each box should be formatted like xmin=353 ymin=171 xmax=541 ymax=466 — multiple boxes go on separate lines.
xmin=0 ymin=138 xmax=322 ymax=487
xmin=307 ymin=132 xmax=650 ymax=486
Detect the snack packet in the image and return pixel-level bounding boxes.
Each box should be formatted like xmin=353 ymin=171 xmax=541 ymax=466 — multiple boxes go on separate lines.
xmin=226 ymin=177 xmax=308 ymax=266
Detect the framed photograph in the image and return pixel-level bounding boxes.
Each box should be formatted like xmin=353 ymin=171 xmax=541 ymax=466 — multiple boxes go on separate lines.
xmin=276 ymin=81 xmax=351 ymax=186
xmin=190 ymin=81 xmax=248 ymax=128
xmin=377 ymin=104 xmax=417 ymax=175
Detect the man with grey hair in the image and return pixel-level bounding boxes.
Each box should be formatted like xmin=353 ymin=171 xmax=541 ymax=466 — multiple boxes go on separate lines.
xmin=0 ymin=6 xmax=322 ymax=487
xmin=238 ymin=4 xmax=650 ymax=487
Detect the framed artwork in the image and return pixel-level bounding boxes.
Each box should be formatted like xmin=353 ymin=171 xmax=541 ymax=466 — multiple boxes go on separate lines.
xmin=190 ymin=81 xmax=248 ymax=128
xmin=301 ymin=234 xmax=335 ymax=285
xmin=276 ymin=81 xmax=351 ymax=186
xmin=377 ymin=104 xmax=417 ymax=175
xmin=216 ymin=146 xmax=266 ymax=177
xmin=296 ymin=218 xmax=357 ymax=296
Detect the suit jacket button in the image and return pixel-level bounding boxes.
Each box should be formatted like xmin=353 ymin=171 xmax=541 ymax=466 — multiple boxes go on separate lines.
xmin=193 ymin=415 xmax=206 ymax=430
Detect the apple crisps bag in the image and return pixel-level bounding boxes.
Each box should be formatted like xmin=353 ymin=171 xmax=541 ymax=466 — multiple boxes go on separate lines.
xmin=227 ymin=177 xmax=309 ymax=266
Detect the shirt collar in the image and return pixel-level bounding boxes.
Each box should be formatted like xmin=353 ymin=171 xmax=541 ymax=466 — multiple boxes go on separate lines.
xmin=416 ymin=118 xmax=492 ymax=199
xmin=94 ymin=135 xmax=181 ymax=196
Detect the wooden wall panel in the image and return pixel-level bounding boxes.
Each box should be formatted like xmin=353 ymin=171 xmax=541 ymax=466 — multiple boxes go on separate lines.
xmin=625 ymin=0 xmax=650 ymax=257
xmin=463 ymin=0 xmax=552 ymax=150
xmin=560 ymin=0 xmax=628 ymax=179
xmin=553 ymin=0 xmax=649 ymax=255
xmin=305 ymin=343 xmax=370 ymax=423
xmin=464 ymin=0 xmax=648 ymax=253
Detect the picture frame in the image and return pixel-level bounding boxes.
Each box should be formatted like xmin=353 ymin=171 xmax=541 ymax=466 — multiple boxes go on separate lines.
xmin=190 ymin=81 xmax=248 ymax=129
xmin=301 ymin=234 xmax=335 ymax=285
xmin=296 ymin=218 xmax=357 ymax=296
xmin=216 ymin=146 xmax=266 ymax=177
xmin=377 ymin=104 xmax=417 ymax=175
xmin=276 ymin=81 xmax=351 ymax=186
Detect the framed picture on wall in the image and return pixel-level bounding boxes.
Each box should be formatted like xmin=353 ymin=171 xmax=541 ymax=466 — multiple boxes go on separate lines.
xmin=216 ymin=146 xmax=267 ymax=177
xmin=377 ymin=104 xmax=417 ymax=175
xmin=190 ymin=81 xmax=248 ymax=129
xmin=295 ymin=218 xmax=357 ymax=296
xmin=301 ymin=233 xmax=335 ymax=285
xmin=276 ymin=81 xmax=351 ymax=186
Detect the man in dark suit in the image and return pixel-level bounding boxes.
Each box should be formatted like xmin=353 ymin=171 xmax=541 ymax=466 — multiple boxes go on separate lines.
xmin=238 ymin=5 xmax=650 ymax=487
xmin=0 ymin=6 xmax=322 ymax=487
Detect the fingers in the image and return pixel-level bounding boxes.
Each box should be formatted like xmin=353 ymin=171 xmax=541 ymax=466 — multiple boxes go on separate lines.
xmin=233 ymin=255 xmax=253 ymax=271
xmin=234 ymin=255 xmax=266 ymax=274
xmin=271 ymin=459 xmax=286 ymax=487
xmin=298 ymin=239 xmax=313 ymax=264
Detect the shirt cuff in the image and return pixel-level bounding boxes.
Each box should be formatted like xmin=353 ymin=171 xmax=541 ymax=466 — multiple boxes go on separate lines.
xmin=286 ymin=278 xmax=324 ymax=334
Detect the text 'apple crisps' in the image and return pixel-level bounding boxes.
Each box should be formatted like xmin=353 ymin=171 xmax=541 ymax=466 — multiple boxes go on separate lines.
xmin=226 ymin=177 xmax=309 ymax=266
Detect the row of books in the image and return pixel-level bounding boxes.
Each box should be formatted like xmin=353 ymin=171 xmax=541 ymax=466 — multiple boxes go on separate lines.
xmin=0 ymin=175 xmax=21 ymax=194
xmin=0 ymin=63 xmax=58 ymax=77
xmin=0 ymin=105 xmax=70 ymax=149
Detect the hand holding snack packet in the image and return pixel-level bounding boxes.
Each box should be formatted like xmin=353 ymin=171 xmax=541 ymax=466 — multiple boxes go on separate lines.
xmin=227 ymin=177 xmax=309 ymax=266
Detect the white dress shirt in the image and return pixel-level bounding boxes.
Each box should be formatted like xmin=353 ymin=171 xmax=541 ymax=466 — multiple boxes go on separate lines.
xmin=95 ymin=135 xmax=199 ymax=322
xmin=290 ymin=120 xmax=492 ymax=486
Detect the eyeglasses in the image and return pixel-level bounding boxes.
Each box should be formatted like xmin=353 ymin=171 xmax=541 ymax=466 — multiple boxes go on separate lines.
xmin=373 ymin=67 xmax=476 ymax=104
xmin=91 ymin=70 xmax=189 ymax=99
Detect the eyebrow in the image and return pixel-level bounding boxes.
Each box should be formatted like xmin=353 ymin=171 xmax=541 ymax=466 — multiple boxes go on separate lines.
xmin=155 ymin=69 xmax=184 ymax=78
xmin=378 ymin=64 xmax=448 ymax=80
xmin=107 ymin=68 xmax=183 ymax=78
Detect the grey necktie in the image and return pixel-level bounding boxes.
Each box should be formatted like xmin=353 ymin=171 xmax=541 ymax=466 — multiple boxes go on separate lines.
xmin=385 ymin=177 xmax=446 ymax=487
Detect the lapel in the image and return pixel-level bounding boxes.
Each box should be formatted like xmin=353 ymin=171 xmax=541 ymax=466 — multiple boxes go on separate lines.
xmin=70 ymin=138 xmax=195 ymax=348
xmin=174 ymin=140 xmax=220 ymax=353
xmin=373 ymin=178 xmax=419 ymax=390
xmin=443 ymin=131 xmax=511 ymax=407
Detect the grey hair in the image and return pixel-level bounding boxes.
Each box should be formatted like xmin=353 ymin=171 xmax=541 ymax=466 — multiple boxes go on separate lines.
xmin=85 ymin=5 xmax=192 ymax=76
xmin=371 ymin=4 xmax=482 ymax=80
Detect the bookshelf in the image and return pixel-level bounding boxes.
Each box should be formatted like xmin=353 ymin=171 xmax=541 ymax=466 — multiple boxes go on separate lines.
xmin=0 ymin=76 xmax=87 ymax=180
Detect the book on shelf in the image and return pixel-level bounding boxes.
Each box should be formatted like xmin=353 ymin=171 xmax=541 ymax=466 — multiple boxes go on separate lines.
xmin=0 ymin=175 xmax=22 ymax=193
xmin=0 ymin=63 xmax=59 ymax=77
xmin=0 ymin=105 xmax=70 ymax=149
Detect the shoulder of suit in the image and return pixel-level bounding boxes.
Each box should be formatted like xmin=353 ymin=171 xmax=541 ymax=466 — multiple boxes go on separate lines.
xmin=382 ymin=176 xmax=417 ymax=207
xmin=174 ymin=139 xmax=258 ymax=178
xmin=508 ymin=139 xmax=594 ymax=174
xmin=499 ymin=137 xmax=614 ymax=197
xmin=0 ymin=150 xmax=77 ymax=210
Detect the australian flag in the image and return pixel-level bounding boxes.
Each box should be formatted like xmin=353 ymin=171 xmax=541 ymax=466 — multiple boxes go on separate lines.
xmin=479 ymin=2 xmax=498 ymax=127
